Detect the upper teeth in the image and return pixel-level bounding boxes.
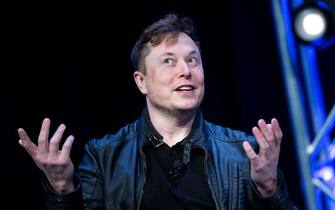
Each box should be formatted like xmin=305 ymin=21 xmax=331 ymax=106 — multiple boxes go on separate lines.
xmin=178 ymin=86 xmax=193 ymax=91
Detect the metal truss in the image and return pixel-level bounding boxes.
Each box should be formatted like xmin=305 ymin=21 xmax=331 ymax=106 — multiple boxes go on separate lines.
xmin=271 ymin=0 xmax=335 ymax=209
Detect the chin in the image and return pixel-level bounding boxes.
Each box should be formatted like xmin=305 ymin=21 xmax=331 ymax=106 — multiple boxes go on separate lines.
xmin=174 ymin=104 xmax=199 ymax=112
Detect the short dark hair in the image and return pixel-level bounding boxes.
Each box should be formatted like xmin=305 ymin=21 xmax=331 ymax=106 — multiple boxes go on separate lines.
xmin=130 ymin=13 xmax=201 ymax=73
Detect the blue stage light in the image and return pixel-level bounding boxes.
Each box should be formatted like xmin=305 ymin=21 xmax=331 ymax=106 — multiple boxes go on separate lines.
xmin=293 ymin=2 xmax=334 ymax=48
xmin=295 ymin=7 xmax=327 ymax=41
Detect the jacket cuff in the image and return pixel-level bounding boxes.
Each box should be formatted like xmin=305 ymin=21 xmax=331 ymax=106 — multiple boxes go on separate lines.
xmin=41 ymin=173 xmax=83 ymax=210
xmin=250 ymin=171 xmax=293 ymax=209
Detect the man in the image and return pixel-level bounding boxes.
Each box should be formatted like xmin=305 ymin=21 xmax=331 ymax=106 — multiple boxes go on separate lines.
xmin=18 ymin=13 xmax=296 ymax=209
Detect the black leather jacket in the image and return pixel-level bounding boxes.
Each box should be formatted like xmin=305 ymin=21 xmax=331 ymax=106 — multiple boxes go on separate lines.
xmin=44 ymin=111 xmax=296 ymax=210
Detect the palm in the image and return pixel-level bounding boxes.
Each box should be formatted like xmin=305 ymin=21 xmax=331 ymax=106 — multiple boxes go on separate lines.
xmin=18 ymin=118 xmax=75 ymax=193
xmin=242 ymin=118 xmax=282 ymax=197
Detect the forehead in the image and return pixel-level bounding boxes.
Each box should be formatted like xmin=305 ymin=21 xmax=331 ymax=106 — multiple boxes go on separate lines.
xmin=147 ymin=32 xmax=200 ymax=56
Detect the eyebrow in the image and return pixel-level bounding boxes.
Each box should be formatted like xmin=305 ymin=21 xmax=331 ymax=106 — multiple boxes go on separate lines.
xmin=159 ymin=52 xmax=175 ymax=58
xmin=188 ymin=50 xmax=200 ymax=57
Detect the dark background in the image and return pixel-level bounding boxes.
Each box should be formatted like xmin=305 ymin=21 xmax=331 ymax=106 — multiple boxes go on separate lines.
xmin=5 ymin=0 xmax=334 ymax=209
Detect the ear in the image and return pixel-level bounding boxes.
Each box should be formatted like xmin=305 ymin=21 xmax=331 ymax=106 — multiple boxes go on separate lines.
xmin=133 ymin=71 xmax=147 ymax=95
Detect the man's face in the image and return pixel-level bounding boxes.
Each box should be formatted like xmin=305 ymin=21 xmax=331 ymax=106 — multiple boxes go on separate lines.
xmin=134 ymin=32 xmax=205 ymax=114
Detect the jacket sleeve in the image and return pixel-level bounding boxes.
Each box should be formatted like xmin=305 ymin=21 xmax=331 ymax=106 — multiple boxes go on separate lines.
xmin=42 ymin=140 xmax=104 ymax=210
xmin=42 ymin=173 xmax=84 ymax=210
xmin=78 ymin=140 xmax=104 ymax=209
xmin=249 ymin=170 xmax=299 ymax=210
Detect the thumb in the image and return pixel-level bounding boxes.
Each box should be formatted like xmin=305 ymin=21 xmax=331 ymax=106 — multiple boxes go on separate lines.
xmin=18 ymin=128 xmax=37 ymax=157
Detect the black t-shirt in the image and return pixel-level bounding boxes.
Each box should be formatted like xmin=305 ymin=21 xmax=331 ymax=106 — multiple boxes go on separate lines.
xmin=140 ymin=142 xmax=215 ymax=210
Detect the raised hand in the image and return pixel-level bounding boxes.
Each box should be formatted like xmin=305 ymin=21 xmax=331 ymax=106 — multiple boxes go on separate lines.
xmin=18 ymin=118 xmax=75 ymax=193
xmin=242 ymin=118 xmax=283 ymax=198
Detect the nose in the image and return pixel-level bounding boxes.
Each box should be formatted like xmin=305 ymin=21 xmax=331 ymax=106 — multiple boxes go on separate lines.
xmin=178 ymin=61 xmax=191 ymax=78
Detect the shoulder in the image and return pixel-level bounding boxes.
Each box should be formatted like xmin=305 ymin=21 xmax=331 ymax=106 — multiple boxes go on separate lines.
xmin=85 ymin=119 xmax=140 ymax=152
xmin=204 ymin=121 xmax=258 ymax=150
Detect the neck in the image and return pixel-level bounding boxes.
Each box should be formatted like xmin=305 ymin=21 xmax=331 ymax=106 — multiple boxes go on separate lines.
xmin=147 ymin=106 xmax=197 ymax=147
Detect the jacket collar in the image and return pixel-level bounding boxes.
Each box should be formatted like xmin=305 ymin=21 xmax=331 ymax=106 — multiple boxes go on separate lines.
xmin=138 ymin=108 xmax=205 ymax=164
xmin=141 ymin=108 xmax=164 ymax=147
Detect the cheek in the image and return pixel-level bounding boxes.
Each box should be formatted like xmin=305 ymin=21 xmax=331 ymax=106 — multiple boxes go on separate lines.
xmin=153 ymin=72 xmax=174 ymax=86
xmin=194 ymin=71 xmax=205 ymax=85
xmin=147 ymin=74 xmax=171 ymax=93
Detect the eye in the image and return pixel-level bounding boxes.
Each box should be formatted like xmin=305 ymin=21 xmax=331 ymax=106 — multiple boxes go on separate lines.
xmin=163 ymin=58 xmax=174 ymax=64
xmin=187 ymin=57 xmax=198 ymax=64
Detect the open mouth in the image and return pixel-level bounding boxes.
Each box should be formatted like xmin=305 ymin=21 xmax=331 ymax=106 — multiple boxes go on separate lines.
xmin=175 ymin=85 xmax=195 ymax=91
